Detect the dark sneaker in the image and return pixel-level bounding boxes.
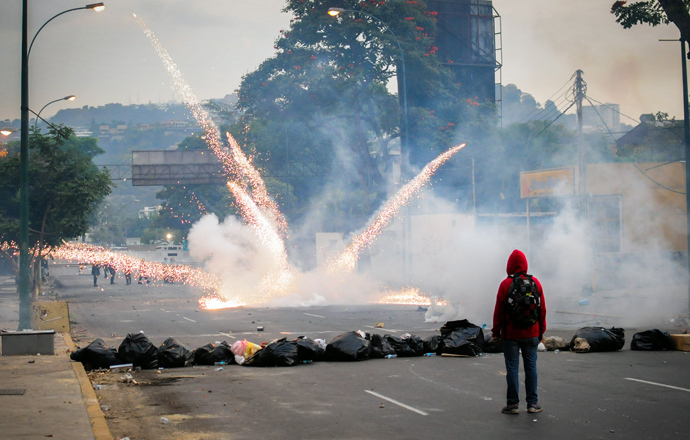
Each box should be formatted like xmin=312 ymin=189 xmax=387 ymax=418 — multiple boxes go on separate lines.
xmin=527 ymin=404 xmax=542 ymax=413
xmin=502 ymin=404 xmax=519 ymax=414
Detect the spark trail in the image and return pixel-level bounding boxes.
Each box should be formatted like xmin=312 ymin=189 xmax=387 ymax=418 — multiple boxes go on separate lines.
xmin=327 ymin=143 xmax=467 ymax=273
xmin=49 ymin=243 xmax=222 ymax=292
xmin=227 ymin=182 xmax=294 ymax=302
xmin=132 ymin=13 xmax=287 ymax=237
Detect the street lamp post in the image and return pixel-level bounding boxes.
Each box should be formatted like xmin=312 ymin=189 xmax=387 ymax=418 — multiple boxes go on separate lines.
xmin=327 ymin=7 xmax=412 ymax=282
xmin=327 ymin=7 xmax=409 ymax=168
xmin=33 ymin=95 xmax=76 ymax=130
xmin=18 ymin=1 xmax=105 ymax=330
xmin=681 ymin=39 xmax=690 ymax=313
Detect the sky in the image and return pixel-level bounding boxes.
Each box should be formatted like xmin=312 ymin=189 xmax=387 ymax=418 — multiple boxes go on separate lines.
xmin=0 ymin=0 xmax=684 ymax=124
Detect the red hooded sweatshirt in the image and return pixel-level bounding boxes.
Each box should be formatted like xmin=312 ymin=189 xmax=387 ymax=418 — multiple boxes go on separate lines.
xmin=491 ymin=249 xmax=546 ymax=340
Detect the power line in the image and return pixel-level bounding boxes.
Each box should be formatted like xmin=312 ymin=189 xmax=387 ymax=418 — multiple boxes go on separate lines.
xmin=584 ymin=95 xmax=685 ymax=195
xmin=585 ymin=95 xmax=640 ymax=125
xmin=516 ymin=73 xmax=576 ymax=124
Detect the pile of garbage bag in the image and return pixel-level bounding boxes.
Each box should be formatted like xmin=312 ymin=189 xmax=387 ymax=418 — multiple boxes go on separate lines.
xmin=72 ymin=321 xmax=678 ymax=371
xmin=70 ymin=319 xmax=493 ymax=370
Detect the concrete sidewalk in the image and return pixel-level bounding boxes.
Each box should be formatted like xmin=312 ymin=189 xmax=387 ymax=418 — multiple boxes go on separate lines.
xmin=0 ymin=277 xmax=112 ymax=440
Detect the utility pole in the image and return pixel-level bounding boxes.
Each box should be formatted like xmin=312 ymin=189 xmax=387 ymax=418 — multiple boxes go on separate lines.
xmin=681 ymin=39 xmax=690 ymax=313
xmin=574 ymin=70 xmax=587 ymax=213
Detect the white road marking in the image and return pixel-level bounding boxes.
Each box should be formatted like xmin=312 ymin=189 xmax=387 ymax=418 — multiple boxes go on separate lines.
xmin=183 ymin=317 xmax=196 ymax=323
xmin=624 ymin=378 xmax=690 ymax=393
xmin=160 ymin=308 xmax=168 ymax=312
xmin=304 ymin=313 xmax=325 ymax=318
xmin=364 ymin=390 xmax=429 ymax=416
xmin=218 ymin=332 xmax=235 ymax=339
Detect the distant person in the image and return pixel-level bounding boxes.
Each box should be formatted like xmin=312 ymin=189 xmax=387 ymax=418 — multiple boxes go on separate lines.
xmin=125 ymin=268 xmax=132 ymax=285
xmin=41 ymin=259 xmax=48 ymax=282
xmin=170 ymin=257 xmax=175 ymax=264
xmin=91 ymin=264 xmax=101 ymax=287
xmin=109 ymin=264 xmax=116 ymax=284
xmin=492 ymin=249 xmax=546 ymax=415
xmin=78 ymin=263 xmax=85 ymax=274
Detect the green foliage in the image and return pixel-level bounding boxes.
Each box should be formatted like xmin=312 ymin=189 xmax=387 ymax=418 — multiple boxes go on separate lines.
xmin=612 ymin=1 xmax=690 ymax=46
xmin=0 ymin=127 xmax=112 ymax=272
xmin=233 ymin=0 xmax=495 ymax=231
xmin=611 ymin=1 xmax=670 ymax=28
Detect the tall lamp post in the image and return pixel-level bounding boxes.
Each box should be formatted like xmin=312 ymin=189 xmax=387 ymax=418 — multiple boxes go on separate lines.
xmin=33 ymin=95 xmax=76 ymax=130
xmin=327 ymin=7 xmax=412 ymax=282
xmin=327 ymin=7 xmax=409 ymax=168
xmin=19 ymin=1 xmax=105 ymax=330
xmin=681 ymin=38 xmax=690 ymax=313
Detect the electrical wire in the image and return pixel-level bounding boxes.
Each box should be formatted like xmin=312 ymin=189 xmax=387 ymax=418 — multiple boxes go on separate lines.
xmin=584 ymin=95 xmax=685 ymax=195
xmin=585 ymin=95 xmax=640 ymax=125
xmin=516 ymin=73 xmax=576 ymax=124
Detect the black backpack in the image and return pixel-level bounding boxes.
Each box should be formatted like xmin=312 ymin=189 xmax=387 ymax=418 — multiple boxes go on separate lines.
xmin=506 ymin=273 xmax=541 ymax=328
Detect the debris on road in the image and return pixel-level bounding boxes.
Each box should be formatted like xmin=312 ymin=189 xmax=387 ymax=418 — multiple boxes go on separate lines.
xmin=570 ymin=327 xmax=625 ymax=353
xmin=631 ymin=329 xmax=675 ymax=351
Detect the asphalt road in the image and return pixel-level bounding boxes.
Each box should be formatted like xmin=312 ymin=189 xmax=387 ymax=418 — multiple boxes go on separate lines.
xmin=54 ymin=267 xmax=690 ymax=440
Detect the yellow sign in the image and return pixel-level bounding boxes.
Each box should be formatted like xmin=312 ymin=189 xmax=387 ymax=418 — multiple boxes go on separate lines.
xmin=520 ymin=168 xmax=576 ymax=198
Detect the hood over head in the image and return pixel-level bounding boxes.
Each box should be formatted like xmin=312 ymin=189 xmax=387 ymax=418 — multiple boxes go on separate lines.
xmin=506 ymin=249 xmax=528 ymax=275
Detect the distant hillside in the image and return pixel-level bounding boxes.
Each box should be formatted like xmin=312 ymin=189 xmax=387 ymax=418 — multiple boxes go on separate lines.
xmin=52 ymin=102 xmax=194 ymax=127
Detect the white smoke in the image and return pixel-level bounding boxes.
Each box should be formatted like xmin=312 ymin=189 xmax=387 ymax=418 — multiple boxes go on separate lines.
xmin=187 ymin=214 xmax=284 ymax=303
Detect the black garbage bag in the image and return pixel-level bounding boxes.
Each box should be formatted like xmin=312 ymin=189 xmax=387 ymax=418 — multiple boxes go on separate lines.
xmin=384 ymin=334 xmax=425 ymax=357
xmin=631 ymin=329 xmax=674 ymax=351
xmin=294 ymin=336 xmax=326 ymax=362
xmin=440 ymin=319 xmax=485 ymax=356
xmin=158 ymin=337 xmax=192 ymax=368
xmin=245 ymin=338 xmax=301 ymax=367
xmin=570 ymin=327 xmax=625 ymax=353
xmin=423 ymin=335 xmax=445 ymax=355
xmin=326 ymin=331 xmax=371 ymax=361
xmin=118 ymin=333 xmax=159 ymax=369
xmin=369 ymin=333 xmax=396 ymax=358
xmin=192 ymin=342 xmax=234 ymax=365
xmin=70 ymin=338 xmax=122 ymax=369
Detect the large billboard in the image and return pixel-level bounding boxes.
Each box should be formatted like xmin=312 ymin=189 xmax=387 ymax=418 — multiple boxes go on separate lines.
xmin=520 ymin=167 xmax=576 ymax=198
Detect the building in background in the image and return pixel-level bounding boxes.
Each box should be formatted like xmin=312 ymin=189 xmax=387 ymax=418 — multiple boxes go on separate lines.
xmin=425 ymin=0 xmax=501 ymax=105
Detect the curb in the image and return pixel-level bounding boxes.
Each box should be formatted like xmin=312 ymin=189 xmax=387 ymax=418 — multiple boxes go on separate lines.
xmin=62 ymin=332 xmax=114 ymax=440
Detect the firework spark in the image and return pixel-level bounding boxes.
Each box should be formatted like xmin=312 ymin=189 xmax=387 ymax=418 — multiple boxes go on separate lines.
xmin=133 ymin=14 xmax=295 ymax=304
xmin=226 ymin=133 xmax=288 ymax=238
xmin=133 ymin=14 xmax=287 ymax=236
xmin=198 ymin=294 xmax=246 ymax=310
xmin=227 ymin=182 xmax=294 ymax=302
xmin=377 ymin=286 xmax=448 ymax=306
xmin=49 ymin=243 xmax=222 ymax=292
xmin=328 ymin=143 xmax=466 ymax=273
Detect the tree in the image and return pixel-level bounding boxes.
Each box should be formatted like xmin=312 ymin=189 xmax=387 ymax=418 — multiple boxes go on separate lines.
xmin=612 ymin=1 xmax=690 ymax=54
xmin=237 ymin=0 xmax=492 ymax=232
xmin=0 ymin=127 xmax=112 ymax=297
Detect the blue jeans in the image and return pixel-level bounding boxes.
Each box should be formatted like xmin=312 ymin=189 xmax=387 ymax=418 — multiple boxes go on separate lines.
xmin=503 ymin=337 xmax=539 ymax=405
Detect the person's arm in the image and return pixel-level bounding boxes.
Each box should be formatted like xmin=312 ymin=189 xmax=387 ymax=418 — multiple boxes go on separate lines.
xmin=491 ymin=281 xmax=507 ymax=339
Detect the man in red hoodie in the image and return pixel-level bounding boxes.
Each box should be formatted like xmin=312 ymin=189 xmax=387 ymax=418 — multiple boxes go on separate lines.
xmin=492 ymin=249 xmax=546 ymax=414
